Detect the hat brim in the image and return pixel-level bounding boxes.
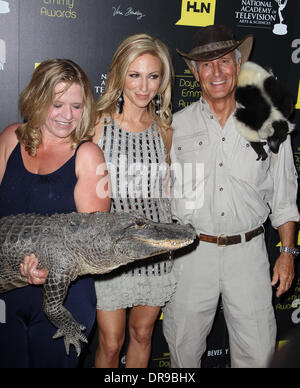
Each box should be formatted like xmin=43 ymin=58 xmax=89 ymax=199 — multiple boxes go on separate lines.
xmin=177 ymin=35 xmax=254 ymax=68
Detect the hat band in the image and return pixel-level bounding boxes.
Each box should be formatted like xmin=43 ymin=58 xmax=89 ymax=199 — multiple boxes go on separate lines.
xmin=189 ymin=40 xmax=237 ymax=56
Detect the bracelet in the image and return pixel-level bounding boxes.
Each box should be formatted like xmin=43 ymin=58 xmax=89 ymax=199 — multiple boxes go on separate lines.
xmin=280 ymin=246 xmax=299 ymax=257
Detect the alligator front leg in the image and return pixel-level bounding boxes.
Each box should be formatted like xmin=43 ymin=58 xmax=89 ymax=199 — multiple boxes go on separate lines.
xmin=42 ymin=267 xmax=86 ymax=357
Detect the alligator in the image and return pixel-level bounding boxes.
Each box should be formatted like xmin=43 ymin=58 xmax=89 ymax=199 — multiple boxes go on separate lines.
xmin=0 ymin=211 xmax=195 ymax=356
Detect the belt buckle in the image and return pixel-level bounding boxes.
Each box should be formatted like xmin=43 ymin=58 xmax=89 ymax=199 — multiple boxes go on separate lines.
xmin=217 ymin=234 xmax=227 ymax=247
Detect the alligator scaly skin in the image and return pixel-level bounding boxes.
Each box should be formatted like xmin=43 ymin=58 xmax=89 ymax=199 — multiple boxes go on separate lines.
xmin=0 ymin=212 xmax=196 ymax=355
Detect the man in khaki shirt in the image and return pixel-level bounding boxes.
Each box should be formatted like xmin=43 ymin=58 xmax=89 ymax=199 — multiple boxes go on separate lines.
xmin=163 ymin=25 xmax=299 ymax=368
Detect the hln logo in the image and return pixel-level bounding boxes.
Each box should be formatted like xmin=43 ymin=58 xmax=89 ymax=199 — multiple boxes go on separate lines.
xmin=0 ymin=299 xmax=5 ymax=324
xmin=176 ymin=0 xmax=216 ymax=27
xmin=187 ymin=1 xmax=211 ymax=13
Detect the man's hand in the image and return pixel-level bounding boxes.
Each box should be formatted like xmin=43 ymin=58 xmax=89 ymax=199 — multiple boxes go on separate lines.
xmin=20 ymin=254 xmax=49 ymax=285
xmin=271 ymin=252 xmax=294 ymax=297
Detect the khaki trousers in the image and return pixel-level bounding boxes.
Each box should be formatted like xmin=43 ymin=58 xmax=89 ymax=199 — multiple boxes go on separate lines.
xmin=163 ymin=234 xmax=276 ymax=368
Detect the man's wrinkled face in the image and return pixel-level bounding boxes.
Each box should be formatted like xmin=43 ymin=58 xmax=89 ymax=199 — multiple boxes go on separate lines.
xmin=191 ymin=51 xmax=241 ymax=103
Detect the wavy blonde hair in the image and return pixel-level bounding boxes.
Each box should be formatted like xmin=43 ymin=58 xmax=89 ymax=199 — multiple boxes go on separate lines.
xmin=16 ymin=59 xmax=96 ymax=157
xmin=96 ymin=34 xmax=174 ymax=151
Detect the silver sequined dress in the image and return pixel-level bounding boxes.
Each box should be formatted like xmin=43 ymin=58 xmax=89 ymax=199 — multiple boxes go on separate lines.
xmin=95 ymin=119 xmax=176 ymax=310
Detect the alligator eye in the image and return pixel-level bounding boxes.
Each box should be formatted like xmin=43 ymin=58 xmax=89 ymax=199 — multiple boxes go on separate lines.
xmin=135 ymin=219 xmax=147 ymax=228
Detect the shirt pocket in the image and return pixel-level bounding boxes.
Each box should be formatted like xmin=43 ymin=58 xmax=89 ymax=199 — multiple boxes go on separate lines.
xmin=173 ymin=132 xmax=210 ymax=163
xmin=239 ymin=137 xmax=271 ymax=154
xmin=230 ymin=137 xmax=271 ymax=185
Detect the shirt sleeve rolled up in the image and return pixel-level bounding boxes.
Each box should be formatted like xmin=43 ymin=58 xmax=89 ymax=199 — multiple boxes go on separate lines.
xmin=268 ymin=135 xmax=299 ymax=229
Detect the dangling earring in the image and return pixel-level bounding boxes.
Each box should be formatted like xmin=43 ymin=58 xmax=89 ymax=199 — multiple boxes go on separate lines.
xmin=154 ymin=94 xmax=162 ymax=115
xmin=116 ymin=91 xmax=124 ymax=114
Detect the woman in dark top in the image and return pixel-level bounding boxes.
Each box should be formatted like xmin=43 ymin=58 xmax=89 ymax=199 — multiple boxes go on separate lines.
xmin=0 ymin=59 xmax=110 ymax=368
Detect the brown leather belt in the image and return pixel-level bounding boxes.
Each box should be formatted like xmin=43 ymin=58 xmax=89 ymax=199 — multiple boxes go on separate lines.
xmin=199 ymin=226 xmax=264 ymax=246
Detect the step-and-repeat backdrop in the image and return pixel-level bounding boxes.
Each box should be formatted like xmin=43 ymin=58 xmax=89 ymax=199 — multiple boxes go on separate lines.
xmin=0 ymin=0 xmax=299 ymax=368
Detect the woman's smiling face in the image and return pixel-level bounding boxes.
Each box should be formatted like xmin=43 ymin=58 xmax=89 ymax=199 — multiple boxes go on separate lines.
xmin=42 ymin=82 xmax=83 ymax=139
xmin=123 ymin=53 xmax=163 ymax=110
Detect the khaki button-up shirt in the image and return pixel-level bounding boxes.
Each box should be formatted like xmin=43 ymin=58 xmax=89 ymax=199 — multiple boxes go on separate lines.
xmin=170 ymin=98 xmax=299 ymax=235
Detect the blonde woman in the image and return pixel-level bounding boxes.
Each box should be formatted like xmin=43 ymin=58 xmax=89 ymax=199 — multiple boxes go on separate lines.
xmin=0 ymin=59 xmax=110 ymax=368
xmin=93 ymin=34 xmax=174 ymax=368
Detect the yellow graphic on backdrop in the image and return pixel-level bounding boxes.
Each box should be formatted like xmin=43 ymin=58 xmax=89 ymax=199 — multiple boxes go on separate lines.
xmin=296 ymin=80 xmax=300 ymax=109
xmin=176 ymin=0 xmax=216 ymax=26
xmin=276 ymin=231 xmax=300 ymax=247
xmin=277 ymin=340 xmax=288 ymax=350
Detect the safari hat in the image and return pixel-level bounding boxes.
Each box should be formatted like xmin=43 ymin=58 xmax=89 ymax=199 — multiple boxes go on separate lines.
xmin=177 ymin=24 xmax=253 ymax=69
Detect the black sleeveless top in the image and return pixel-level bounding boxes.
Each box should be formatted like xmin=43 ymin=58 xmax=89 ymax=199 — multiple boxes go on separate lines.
xmin=0 ymin=142 xmax=79 ymax=217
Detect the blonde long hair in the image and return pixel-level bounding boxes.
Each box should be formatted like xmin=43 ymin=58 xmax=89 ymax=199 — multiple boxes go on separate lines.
xmin=96 ymin=34 xmax=174 ymax=151
xmin=16 ymin=59 xmax=96 ymax=157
